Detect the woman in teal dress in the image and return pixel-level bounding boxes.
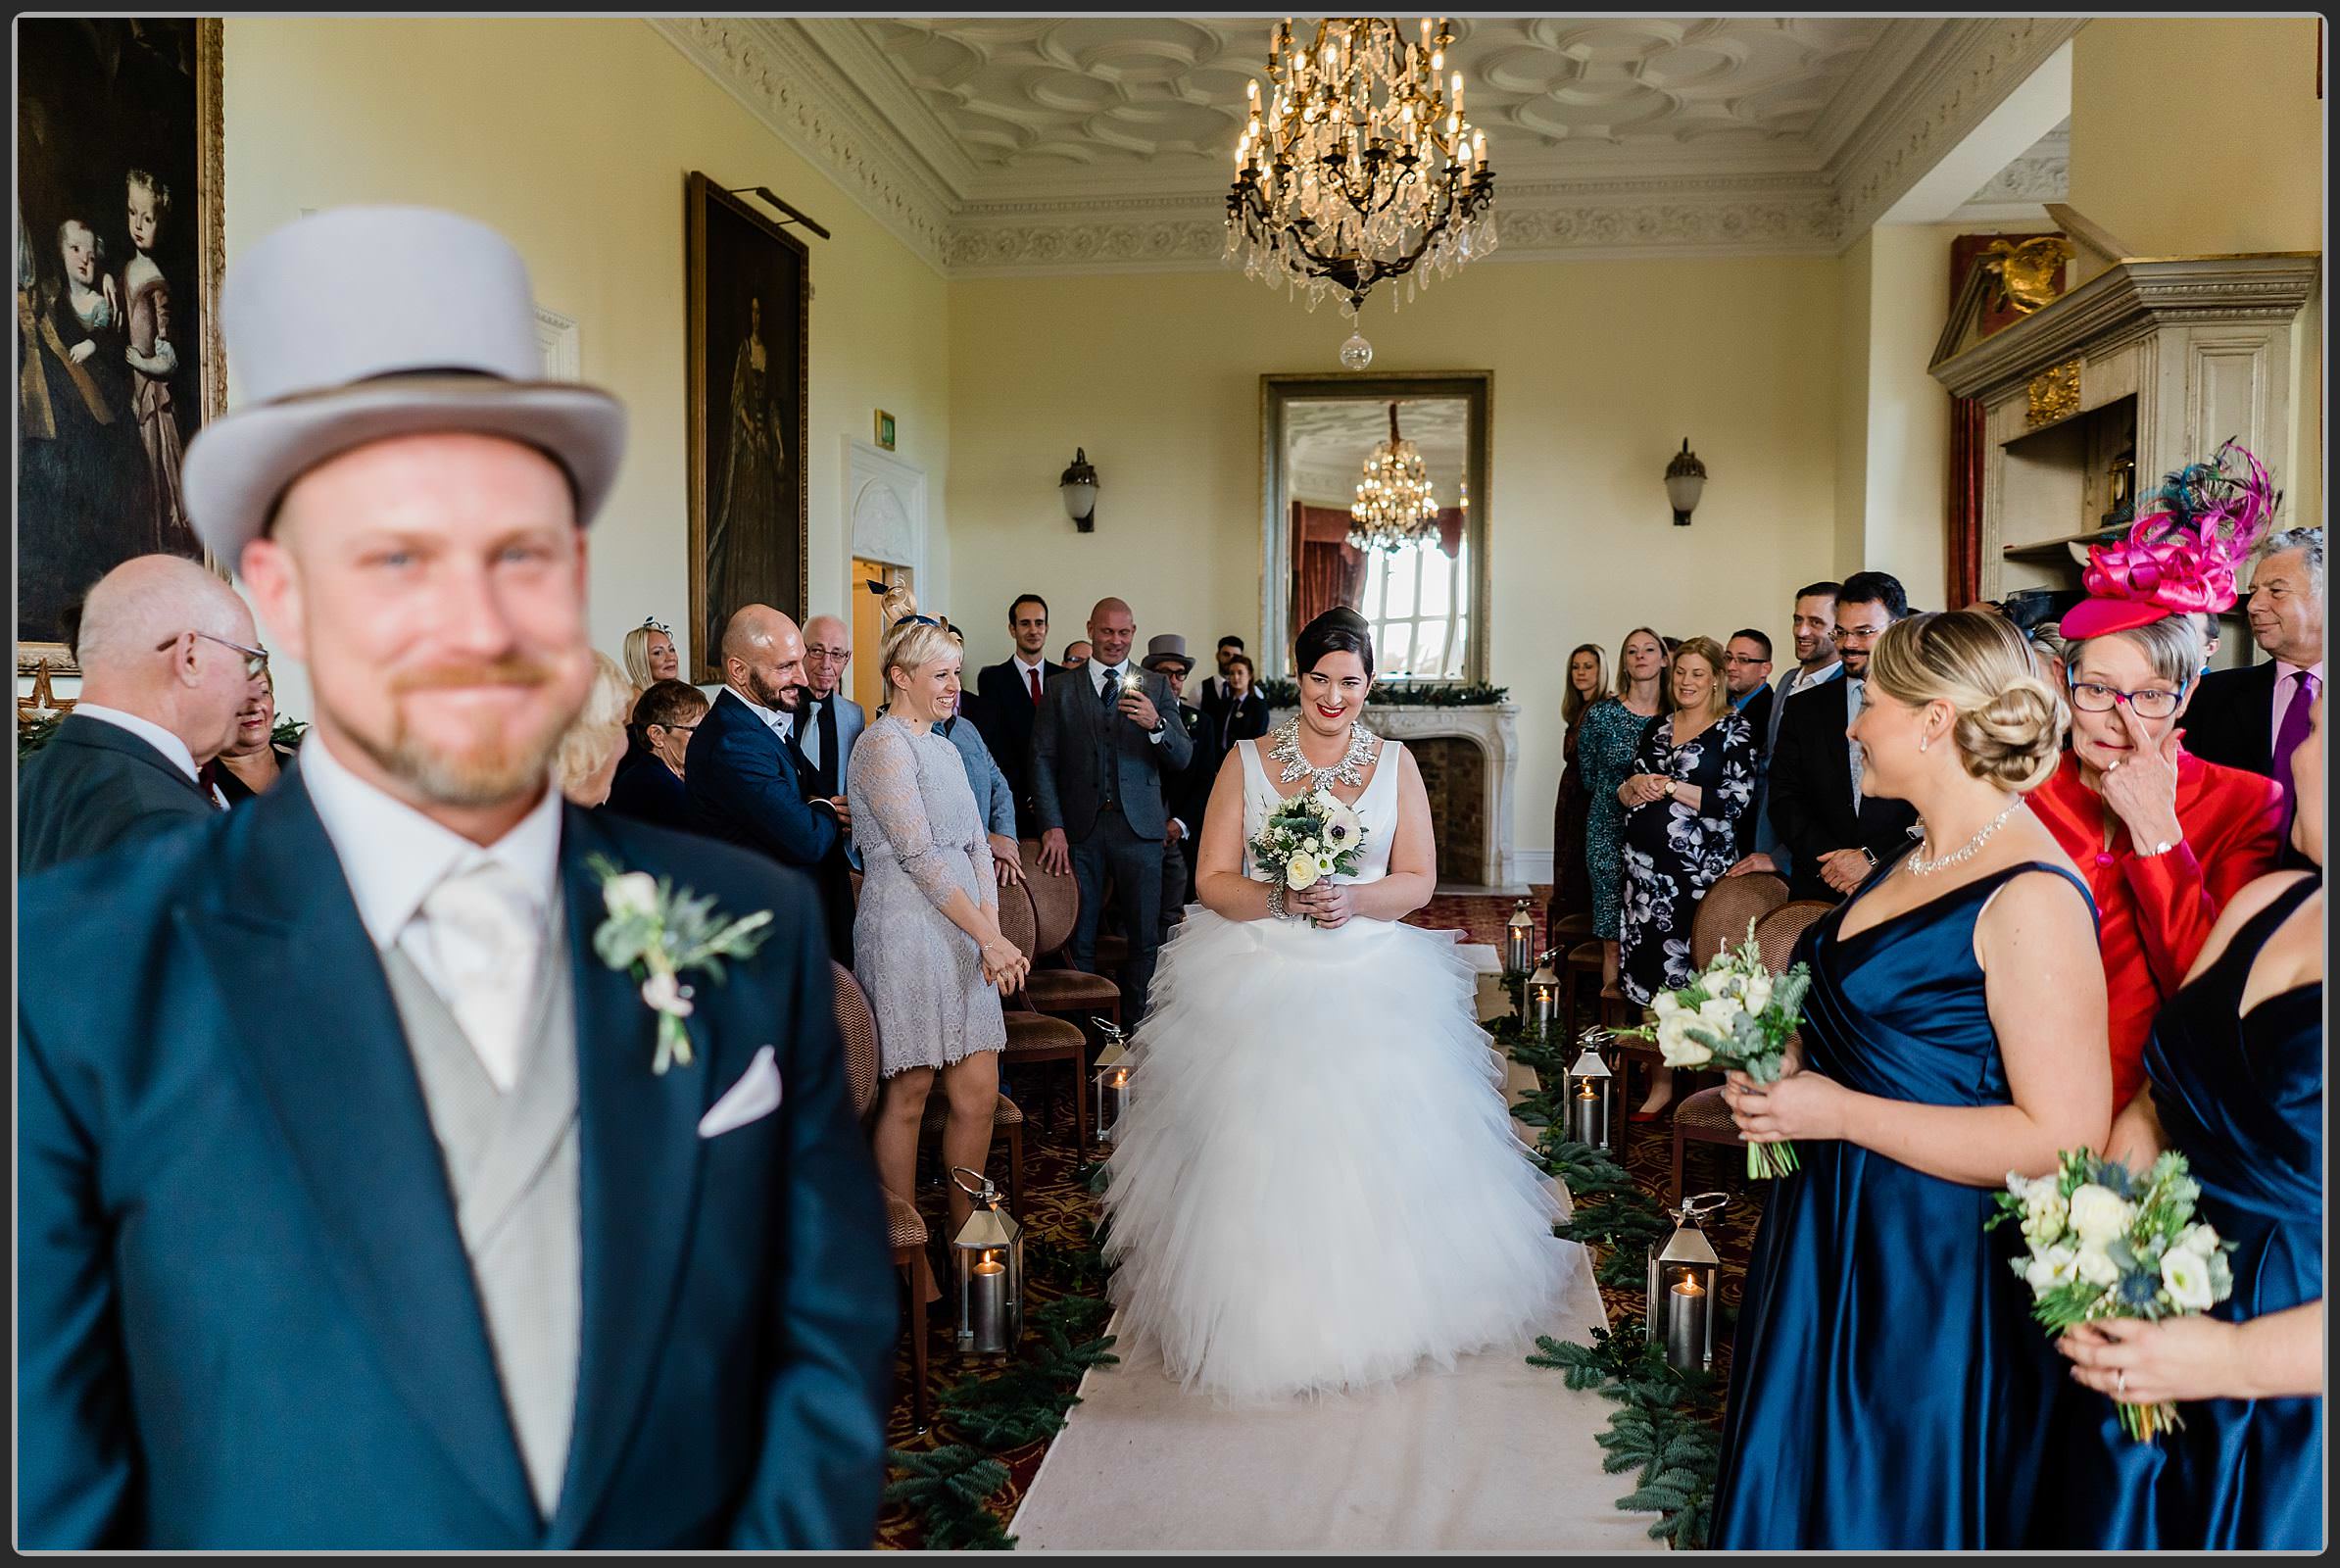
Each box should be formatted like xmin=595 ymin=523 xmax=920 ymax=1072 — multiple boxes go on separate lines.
xmin=2044 ymin=691 xmax=2323 ymax=1550
xmin=1713 ymin=612 xmax=2112 ymax=1549
xmin=1578 ymin=626 xmax=1668 ymax=987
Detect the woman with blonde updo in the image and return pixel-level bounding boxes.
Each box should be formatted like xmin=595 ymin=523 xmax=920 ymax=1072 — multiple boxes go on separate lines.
xmin=853 ymin=611 xmax=1025 ymax=1234
xmin=554 ymin=652 xmax=635 ymax=808
xmin=1712 ymin=610 xmax=2112 ymax=1549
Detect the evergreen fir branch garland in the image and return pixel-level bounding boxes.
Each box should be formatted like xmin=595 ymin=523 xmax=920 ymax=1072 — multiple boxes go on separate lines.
xmin=1257 ymin=678 xmax=1510 ymax=710
xmin=881 ymin=1445 xmax=1016 ymax=1550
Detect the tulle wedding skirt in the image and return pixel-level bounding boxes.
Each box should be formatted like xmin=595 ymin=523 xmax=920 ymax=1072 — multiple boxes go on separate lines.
xmin=1099 ymin=906 xmax=1578 ymax=1404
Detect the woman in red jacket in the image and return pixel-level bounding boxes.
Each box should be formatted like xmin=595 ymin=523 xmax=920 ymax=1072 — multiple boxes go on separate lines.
xmin=2026 ymin=443 xmax=2286 ymax=1114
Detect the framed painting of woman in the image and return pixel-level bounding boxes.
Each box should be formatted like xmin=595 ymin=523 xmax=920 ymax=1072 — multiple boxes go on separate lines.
xmin=685 ymin=171 xmax=809 ymax=682
xmin=17 ymin=17 xmax=225 ymax=676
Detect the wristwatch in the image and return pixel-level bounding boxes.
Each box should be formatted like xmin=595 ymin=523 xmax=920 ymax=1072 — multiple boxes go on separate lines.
xmin=1663 ymin=778 xmax=1680 ymax=801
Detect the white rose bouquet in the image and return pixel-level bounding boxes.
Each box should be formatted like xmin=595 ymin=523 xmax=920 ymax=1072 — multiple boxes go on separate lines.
xmin=1618 ymin=920 xmax=1811 ymax=1178
xmin=1247 ymin=786 xmax=1369 ymax=926
xmin=1989 ymin=1148 xmax=2236 ymax=1442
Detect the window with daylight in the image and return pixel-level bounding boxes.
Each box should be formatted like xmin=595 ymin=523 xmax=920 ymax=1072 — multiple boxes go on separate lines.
xmin=1362 ymin=534 xmax=1470 ymax=681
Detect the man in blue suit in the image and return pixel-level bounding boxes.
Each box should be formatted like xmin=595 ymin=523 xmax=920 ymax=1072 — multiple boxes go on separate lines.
xmin=685 ymin=604 xmax=857 ymax=965
xmin=17 ymin=207 xmax=894 ymax=1549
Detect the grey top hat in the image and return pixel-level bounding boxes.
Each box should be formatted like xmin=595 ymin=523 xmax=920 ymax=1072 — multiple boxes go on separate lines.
xmin=180 ymin=206 xmax=627 ymax=560
xmin=1141 ymin=633 xmax=1193 ymax=672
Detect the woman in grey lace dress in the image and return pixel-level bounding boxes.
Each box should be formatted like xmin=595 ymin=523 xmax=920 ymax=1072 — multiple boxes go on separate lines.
xmin=854 ymin=616 xmax=1029 ymax=1231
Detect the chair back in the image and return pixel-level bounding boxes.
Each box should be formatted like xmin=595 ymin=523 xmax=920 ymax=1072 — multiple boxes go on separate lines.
xmin=1018 ymin=838 xmax=1079 ymax=956
xmin=997 ymin=874 xmax=1041 ymax=961
xmin=830 ymin=960 xmax=881 ymax=1121
xmin=1690 ymin=873 xmax=1789 ymax=968
xmin=1752 ymin=900 xmax=1835 ymax=974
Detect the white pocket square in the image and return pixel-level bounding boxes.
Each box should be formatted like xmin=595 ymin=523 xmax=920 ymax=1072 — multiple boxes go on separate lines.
xmin=698 ymin=1045 xmax=783 ymax=1139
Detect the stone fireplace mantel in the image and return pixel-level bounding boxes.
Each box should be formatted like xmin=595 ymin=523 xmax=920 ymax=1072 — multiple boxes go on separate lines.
xmin=1266 ymin=704 xmax=1522 ymax=892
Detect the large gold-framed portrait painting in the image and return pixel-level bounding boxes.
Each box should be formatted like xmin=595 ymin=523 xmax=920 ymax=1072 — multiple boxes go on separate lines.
xmin=685 ymin=171 xmax=809 ymax=683
xmin=18 ymin=18 xmax=226 ymax=675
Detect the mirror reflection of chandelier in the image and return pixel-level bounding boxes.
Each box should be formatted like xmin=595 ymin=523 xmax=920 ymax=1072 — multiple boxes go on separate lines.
xmin=1349 ymin=403 xmax=1440 ymax=553
xmin=1227 ymin=17 xmax=1495 ymax=364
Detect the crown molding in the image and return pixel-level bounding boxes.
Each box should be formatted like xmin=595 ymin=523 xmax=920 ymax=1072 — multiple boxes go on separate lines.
xmin=1825 ymin=17 xmax=2085 ymax=245
xmin=658 ymin=16 xmax=2084 ymax=278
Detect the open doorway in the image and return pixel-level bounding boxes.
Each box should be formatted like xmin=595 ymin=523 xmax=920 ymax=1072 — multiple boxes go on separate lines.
xmin=852 ymin=556 xmax=909 ymax=715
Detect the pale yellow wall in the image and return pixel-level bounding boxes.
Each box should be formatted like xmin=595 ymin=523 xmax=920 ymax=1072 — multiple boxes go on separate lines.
xmin=1833 ymin=234 xmax=1875 ymax=579
xmin=2069 ymin=18 xmax=2323 ymax=263
xmin=945 ymin=258 xmax=1843 ymax=863
xmin=2068 ymin=14 xmax=2324 ymax=530
xmin=219 ymin=18 xmax=951 ymax=720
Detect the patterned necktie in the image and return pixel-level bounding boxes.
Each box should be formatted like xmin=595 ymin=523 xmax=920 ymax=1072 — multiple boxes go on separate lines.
xmin=2272 ymin=669 xmax=2318 ymax=814
xmin=1846 ymin=677 xmax=1867 ymax=808
xmin=415 ymin=859 xmax=543 ymax=1093
xmin=1099 ymin=666 xmax=1120 ymax=714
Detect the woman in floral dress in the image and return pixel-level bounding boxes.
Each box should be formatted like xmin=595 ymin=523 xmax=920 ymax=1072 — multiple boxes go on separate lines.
xmin=1618 ymin=636 xmax=1757 ymax=1114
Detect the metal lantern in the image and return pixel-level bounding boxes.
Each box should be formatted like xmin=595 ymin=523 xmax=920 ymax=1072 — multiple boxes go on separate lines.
xmin=1526 ymin=953 xmax=1562 ymax=1042
xmin=1504 ymin=898 xmax=1536 ymax=975
xmin=1646 ymin=1191 xmax=1726 ymax=1372
xmin=1562 ymin=1042 xmax=1615 ymax=1151
xmin=951 ymin=1166 xmax=1025 ymax=1356
xmin=1090 ymin=1017 xmax=1132 ymax=1145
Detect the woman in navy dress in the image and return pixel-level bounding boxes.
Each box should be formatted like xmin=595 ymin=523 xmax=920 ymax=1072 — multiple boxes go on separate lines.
xmin=606 ymin=678 xmax=707 ymax=831
xmin=1713 ymin=611 xmax=2113 ymax=1549
xmin=2047 ymin=691 xmax=2323 ymax=1549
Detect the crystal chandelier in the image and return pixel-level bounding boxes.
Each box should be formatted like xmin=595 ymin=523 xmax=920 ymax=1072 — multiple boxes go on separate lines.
xmin=1228 ymin=17 xmax=1495 ymax=368
xmin=1349 ymin=403 xmax=1439 ymax=553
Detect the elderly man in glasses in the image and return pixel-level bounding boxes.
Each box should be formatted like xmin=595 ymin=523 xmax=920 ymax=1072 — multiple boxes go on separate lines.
xmin=19 ymin=553 xmax=259 ymax=870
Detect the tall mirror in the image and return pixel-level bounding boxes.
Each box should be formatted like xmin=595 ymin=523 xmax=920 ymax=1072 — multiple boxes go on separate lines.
xmin=1261 ymin=371 xmax=1491 ymax=684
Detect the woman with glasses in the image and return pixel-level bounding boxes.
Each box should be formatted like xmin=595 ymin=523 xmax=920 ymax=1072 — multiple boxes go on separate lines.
xmin=607 ymin=678 xmax=708 ymax=830
xmin=202 ymin=662 xmax=296 ymax=806
xmin=2024 ymin=453 xmax=2287 ymax=1115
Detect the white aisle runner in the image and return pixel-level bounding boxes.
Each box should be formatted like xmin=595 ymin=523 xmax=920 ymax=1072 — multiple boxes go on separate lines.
xmin=1007 ymin=981 xmax=1663 ymax=1553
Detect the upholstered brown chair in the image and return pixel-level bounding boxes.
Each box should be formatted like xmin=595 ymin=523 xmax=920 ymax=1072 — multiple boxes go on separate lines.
xmin=1560 ymin=940 xmax=1606 ymax=1045
xmin=833 ymin=960 xmax=935 ymax=1431
xmin=1549 ymin=910 xmax=1596 ymax=945
xmin=1690 ymin=872 xmax=1789 ymax=968
xmin=997 ymin=876 xmax=1093 ymax=1145
xmin=1753 ymin=900 xmax=1835 ymax=973
xmin=1014 ymin=838 xmax=1123 ymax=1035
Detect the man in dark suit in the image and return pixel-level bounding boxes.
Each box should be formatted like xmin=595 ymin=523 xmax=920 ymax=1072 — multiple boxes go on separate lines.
xmin=18 ymin=553 xmax=251 ymax=871
xmin=1215 ymin=653 xmax=1272 ymax=759
xmin=1194 ymin=633 xmax=1246 ymax=725
xmin=973 ymin=591 xmax=1059 ymax=835
xmin=1032 ymin=597 xmax=1194 ymax=1020
xmin=20 ymin=207 xmax=893 ymax=1549
xmin=2185 ymin=528 xmax=2323 ymax=825
xmin=1722 ymin=628 xmax=1777 ymax=858
xmin=1142 ymin=633 xmax=1221 ymax=928
xmin=1765 ymin=570 xmax=1920 ymax=903
xmin=686 ymin=604 xmax=857 ymax=965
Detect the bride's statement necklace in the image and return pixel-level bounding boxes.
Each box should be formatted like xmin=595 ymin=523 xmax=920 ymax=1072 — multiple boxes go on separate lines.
xmin=1270 ymin=716 xmax=1379 ymax=790
xmin=1906 ymin=796 xmax=2023 ymax=876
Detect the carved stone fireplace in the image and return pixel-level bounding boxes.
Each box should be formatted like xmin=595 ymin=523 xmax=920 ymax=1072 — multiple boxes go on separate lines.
xmin=1266 ymin=703 xmax=1521 ymax=891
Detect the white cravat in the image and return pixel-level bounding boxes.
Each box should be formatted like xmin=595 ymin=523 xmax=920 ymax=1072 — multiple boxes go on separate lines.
xmin=414 ymin=858 xmax=544 ymax=1093
xmin=1846 ymin=676 xmax=1867 ymax=808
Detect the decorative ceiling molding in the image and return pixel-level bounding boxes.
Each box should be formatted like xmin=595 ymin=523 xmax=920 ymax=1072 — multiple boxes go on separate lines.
xmin=1945 ymin=121 xmax=2070 ymax=224
xmin=657 ymin=17 xmax=2087 ymax=279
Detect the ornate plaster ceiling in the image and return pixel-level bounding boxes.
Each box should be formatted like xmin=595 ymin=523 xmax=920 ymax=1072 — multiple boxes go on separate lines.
xmin=1286 ymin=396 xmax=1470 ymax=508
xmin=653 ymin=16 xmax=2084 ymax=276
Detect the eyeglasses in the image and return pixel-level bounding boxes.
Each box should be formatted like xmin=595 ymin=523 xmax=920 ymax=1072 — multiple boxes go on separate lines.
xmin=159 ymin=631 xmax=269 ymax=680
xmin=1723 ymin=654 xmax=1770 ymax=666
xmin=2069 ymin=678 xmax=2186 ymax=721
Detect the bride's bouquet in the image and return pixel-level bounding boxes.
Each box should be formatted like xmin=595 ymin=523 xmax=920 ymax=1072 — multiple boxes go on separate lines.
xmin=1990 ymin=1148 xmax=2235 ymax=1442
xmin=1620 ymin=921 xmax=1810 ymax=1178
xmin=1249 ymin=786 xmax=1369 ymax=925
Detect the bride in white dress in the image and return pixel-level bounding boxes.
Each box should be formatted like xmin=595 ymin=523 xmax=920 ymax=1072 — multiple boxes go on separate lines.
xmin=1100 ymin=609 xmax=1577 ymax=1403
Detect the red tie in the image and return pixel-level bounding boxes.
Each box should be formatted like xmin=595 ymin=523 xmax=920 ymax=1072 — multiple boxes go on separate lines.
xmin=1028 ymin=665 xmax=1043 ymax=705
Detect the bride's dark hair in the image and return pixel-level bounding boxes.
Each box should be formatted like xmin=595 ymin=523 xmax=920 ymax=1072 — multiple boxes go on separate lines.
xmin=1294 ymin=608 xmax=1376 ymax=680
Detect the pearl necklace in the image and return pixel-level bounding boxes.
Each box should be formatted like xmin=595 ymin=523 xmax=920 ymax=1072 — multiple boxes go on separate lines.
xmin=1269 ymin=716 xmax=1379 ymax=790
xmin=1905 ymin=797 xmax=2024 ymax=876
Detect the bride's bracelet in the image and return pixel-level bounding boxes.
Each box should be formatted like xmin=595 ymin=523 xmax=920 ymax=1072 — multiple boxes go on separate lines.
xmin=1265 ymin=881 xmax=1289 ymax=920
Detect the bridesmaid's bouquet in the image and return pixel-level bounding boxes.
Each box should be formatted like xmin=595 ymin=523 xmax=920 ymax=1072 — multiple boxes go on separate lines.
xmin=1249 ymin=787 xmax=1369 ymax=926
xmin=1990 ymin=1149 xmax=2236 ymax=1442
xmin=1620 ymin=921 xmax=1811 ymax=1178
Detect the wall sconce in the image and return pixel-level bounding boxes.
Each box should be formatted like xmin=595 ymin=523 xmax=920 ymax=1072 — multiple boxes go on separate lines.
xmin=1059 ymin=447 xmax=1098 ymax=532
xmin=1664 ymin=437 xmax=1707 ymax=527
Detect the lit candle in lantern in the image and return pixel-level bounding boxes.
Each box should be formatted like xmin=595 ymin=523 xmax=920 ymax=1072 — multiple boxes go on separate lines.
xmin=1571 ymin=1078 xmax=1600 ymax=1146
xmin=1666 ymin=1269 xmax=1709 ymax=1372
xmin=969 ymin=1252 xmax=1009 ymax=1352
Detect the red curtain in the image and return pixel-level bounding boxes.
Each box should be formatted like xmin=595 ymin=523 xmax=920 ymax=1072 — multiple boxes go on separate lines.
xmin=1292 ymin=504 xmax=1367 ymax=629
xmin=1947 ymin=395 xmax=1986 ymax=607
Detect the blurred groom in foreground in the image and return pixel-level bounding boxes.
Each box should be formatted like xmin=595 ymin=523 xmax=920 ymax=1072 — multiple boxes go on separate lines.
xmin=16 ymin=206 xmax=894 ymax=1549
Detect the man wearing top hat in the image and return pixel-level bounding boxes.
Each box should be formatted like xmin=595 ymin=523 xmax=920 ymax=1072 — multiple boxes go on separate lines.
xmin=16 ymin=208 xmax=895 ymax=1549
xmin=1142 ymin=633 xmax=1220 ymax=929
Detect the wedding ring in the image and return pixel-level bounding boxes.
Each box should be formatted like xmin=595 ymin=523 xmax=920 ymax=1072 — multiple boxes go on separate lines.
xmin=2106 ymin=759 xmax=2121 ymax=771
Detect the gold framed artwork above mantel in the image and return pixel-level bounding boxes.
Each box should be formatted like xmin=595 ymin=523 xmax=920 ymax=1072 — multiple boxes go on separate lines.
xmin=17 ymin=17 xmax=227 ymax=679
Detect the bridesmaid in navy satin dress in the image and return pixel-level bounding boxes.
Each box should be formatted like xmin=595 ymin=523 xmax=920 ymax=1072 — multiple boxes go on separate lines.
xmin=2046 ymin=696 xmax=2324 ymax=1549
xmin=1711 ymin=611 xmax=2113 ymax=1549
